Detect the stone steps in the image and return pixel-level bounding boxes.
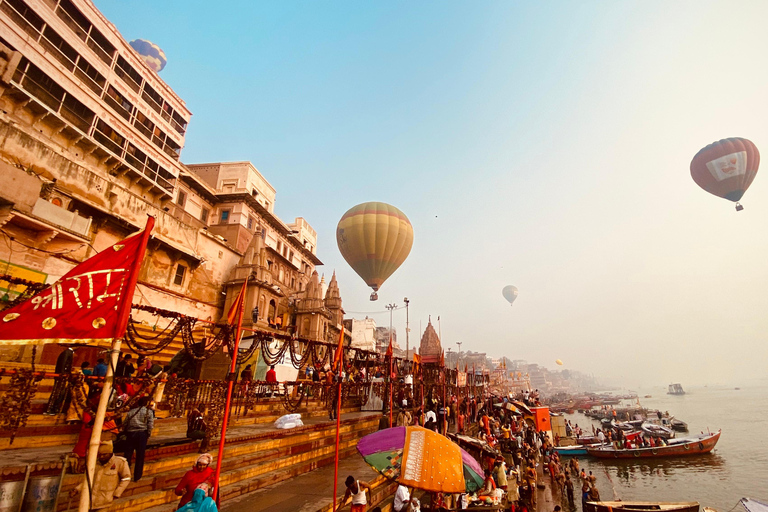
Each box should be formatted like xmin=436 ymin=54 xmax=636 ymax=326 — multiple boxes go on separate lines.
xmin=1 ymin=395 xmax=362 ymax=449
xmin=52 ymin=413 xmax=380 ymax=512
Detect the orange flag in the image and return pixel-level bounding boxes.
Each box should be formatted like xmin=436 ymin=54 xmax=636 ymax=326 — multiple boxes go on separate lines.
xmin=333 ymin=327 xmax=345 ymax=371
xmin=439 ymin=350 xmax=444 ymax=367
xmin=413 ymin=353 xmax=420 ymax=373
xmin=385 ymin=336 xmax=393 ymax=357
xmin=226 ymin=279 xmax=248 ymax=326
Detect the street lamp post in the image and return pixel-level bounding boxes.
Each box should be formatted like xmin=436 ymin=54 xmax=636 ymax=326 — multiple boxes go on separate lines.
xmin=456 ymin=341 xmax=462 ymax=371
xmin=385 ymin=303 xmax=397 ymax=427
xmin=403 ymin=297 xmax=410 ymax=361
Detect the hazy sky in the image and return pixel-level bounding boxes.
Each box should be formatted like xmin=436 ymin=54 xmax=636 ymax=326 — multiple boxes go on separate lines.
xmin=96 ymin=1 xmax=768 ymax=387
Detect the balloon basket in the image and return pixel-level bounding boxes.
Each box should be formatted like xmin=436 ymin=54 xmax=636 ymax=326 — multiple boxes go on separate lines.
xmin=370 ymin=291 xmax=378 ymax=301
xmin=735 ymin=203 xmax=744 ymax=211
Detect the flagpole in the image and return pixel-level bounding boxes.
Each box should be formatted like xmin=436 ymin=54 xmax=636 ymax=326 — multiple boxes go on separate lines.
xmin=331 ymin=378 xmax=342 ymax=511
xmin=213 ymin=279 xmax=248 ymax=504
xmin=388 ymin=350 xmax=393 ymax=428
xmin=331 ymin=327 xmax=345 ymax=512
xmin=78 ymin=216 xmax=154 ymax=512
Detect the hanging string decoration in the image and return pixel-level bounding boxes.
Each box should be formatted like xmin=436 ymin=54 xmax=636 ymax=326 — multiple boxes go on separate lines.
xmin=0 ymin=346 xmax=41 ymax=444
xmin=281 ymin=381 xmax=306 ymax=412
xmin=0 ymin=275 xmax=48 ymax=311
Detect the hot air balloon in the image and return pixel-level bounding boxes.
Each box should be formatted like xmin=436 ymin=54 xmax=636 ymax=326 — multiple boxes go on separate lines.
xmin=556 ymin=359 xmax=563 ymax=366
xmin=690 ymin=137 xmax=760 ymax=211
xmin=129 ymin=39 xmax=167 ymax=73
xmin=502 ymin=285 xmax=518 ymax=306
xmin=336 ymin=202 xmax=414 ymax=301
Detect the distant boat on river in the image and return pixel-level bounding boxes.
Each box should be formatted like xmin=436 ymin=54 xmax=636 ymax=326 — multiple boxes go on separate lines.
xmin=668 ymin=383 xmax=686 ymax=395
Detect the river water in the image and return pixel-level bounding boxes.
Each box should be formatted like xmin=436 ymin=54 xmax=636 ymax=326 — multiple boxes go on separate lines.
xmin=562 ymin=384 xmax=768 ymax=511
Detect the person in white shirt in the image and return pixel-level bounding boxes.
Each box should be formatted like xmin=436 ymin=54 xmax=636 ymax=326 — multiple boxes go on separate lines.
xmin=393 ymin=485 xmax=411 ymax=512
xmin=337 ymin=476 xmax=371 ymax=512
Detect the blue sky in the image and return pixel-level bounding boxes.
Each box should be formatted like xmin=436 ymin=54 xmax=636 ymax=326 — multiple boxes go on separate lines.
xmin=97 ymin=1 xmax=768 ymax=387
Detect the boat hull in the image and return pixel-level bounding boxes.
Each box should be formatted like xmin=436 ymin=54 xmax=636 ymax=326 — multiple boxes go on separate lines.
xmin=585 ymin=501 xmax=699 ymax=512
xmin=586 ymin=431 xmax=720 ymax=459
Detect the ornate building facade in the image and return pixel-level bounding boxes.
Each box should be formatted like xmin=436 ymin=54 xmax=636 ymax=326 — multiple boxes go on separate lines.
xmin=0 ymin=0 xmax=337 ymax=366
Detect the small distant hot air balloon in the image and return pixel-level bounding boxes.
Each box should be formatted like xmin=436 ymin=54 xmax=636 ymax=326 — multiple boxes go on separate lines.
xmin=502 ymin=285 xmax=518 ymax=306
xmin=556 ymin=359 xmax=563 ymax=366
xmin=690 ymin=137 xmax=760 ymax=211
xmin=129 ymin=39 xmax=167 ymax=73
xmin=336 ymin=202 xmax=414 ymax=301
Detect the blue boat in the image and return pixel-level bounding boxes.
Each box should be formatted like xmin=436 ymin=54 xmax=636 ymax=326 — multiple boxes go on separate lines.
xmin=554 ymin=444 xmax=592 ymax=456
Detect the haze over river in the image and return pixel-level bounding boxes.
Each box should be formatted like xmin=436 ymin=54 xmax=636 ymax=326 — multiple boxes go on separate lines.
xmin=564 ymin=384 xmax=768 ymax=510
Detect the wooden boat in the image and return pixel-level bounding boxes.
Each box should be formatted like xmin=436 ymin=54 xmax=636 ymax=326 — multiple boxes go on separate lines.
xmin=586 ymin=431 xmax=720 ymax=459
xmin=585 ymin=501 xmax=699 ymax=512
xmin=670 ymin=419 xmax=688 ymax=432
xmin=642 ymin=422 xmax=675 ymax=439
xmin=571 ymin=430 xmax=642 ymax=449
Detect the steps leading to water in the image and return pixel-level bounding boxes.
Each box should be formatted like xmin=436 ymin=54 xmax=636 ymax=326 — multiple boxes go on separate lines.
xmin=50 ymin=413 xmax=380 ymax=512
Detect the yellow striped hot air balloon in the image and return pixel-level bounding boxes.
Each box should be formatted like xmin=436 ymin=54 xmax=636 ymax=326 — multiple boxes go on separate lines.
xmin=336 ymin=202 xmax=414 ymax=301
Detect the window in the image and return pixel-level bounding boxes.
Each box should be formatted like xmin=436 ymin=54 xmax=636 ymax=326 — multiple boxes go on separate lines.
xmin=252 ymin=190 xmax=258 ymax=197
xmin=201 ymin=207 xmax=209 ymax=223
xmin=104 ymin=85 xmax=132 ymax=120
xmin=247 ymin=217 xmax=254 ymax=230
xmin=173 ymin=264 xmax=186 ymax=286
xmin=276 ymin=241 xmax=282 ymax=253
xmin=177 ymin=190 xmax=186 ymax=207
xmin=115 ymin=55 xmax=142 ymax=92
xmin=289 ymin=250 xmax=294 ymax=262
xmin=220 ymin=209 xmax=230 ymax=222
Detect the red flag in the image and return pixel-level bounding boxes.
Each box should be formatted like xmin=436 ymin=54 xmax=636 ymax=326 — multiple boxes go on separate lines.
xmin=0 ymin=217 xmax=154 ymax=345
xmin=226 ymin=280 xmax=248 ymax=326
xmin=464 ymin=363 xmax=468 ymax=373
xmin=385 ymin=336 xmax=393 ymax=357
xmin=333 ymin=327 xmax=345 ymax=371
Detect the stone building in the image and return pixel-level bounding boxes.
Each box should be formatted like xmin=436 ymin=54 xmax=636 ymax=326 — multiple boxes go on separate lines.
xmin=418 ymin=319 xmax=442 ymax=363
xmin=344 ymin=317 xmax=377 ymax=352
xmin=0 ymin=0 xmax=334 ymax=365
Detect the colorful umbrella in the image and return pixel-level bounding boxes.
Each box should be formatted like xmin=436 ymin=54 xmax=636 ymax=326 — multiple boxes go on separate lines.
xmin=357 ymin=426 xmax=484 ymax=493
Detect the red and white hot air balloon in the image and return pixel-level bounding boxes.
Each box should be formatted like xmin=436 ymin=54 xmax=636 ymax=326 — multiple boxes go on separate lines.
xmin=690 ymin=137 xmax=760 ymax=211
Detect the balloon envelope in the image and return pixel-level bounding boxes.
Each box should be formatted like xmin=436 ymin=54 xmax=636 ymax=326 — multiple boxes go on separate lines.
xmin=556 ymin=359 xmax=563 ymax=366
xmin=129 ymin=39 xmax=167 ymax=73
xmin=336 ymin=202 xmax=413 ymax=294
xmin=502 ymin=285 xmax=518 ymax=305
xmin=690 ymin=137 xmax=760 ymax=205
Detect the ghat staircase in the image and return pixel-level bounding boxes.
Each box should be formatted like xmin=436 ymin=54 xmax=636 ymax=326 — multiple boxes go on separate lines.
xmin=0 ymin=373 xmax=387 ymax=512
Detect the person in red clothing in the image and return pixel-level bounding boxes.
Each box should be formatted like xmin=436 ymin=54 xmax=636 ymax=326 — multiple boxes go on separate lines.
xmin=266 ymin=365 xmax=277 ymax=397
xmin=174 ymin=453 xmax=214 ymax=509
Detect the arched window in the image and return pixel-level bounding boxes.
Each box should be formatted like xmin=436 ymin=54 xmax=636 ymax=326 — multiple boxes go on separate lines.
xmin=268 ymin=299 xmax=277 ymax=324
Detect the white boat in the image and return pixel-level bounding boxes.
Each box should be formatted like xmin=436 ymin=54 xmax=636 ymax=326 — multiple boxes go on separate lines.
xmin=668 ymin=383 xmax=685 ymax=395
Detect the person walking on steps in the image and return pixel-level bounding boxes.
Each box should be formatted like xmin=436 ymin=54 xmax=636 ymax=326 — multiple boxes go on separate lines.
xmin=123 ymin=396 xmax=154 ymax=481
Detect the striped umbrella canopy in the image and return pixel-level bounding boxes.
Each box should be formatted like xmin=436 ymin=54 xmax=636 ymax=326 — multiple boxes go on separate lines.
xmin=357 ymin=426 xmax=484 ymax=493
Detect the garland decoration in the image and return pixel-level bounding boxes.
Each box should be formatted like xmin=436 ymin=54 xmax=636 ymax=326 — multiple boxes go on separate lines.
xmin=0 ymin=346 xmax=42 ymax=444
